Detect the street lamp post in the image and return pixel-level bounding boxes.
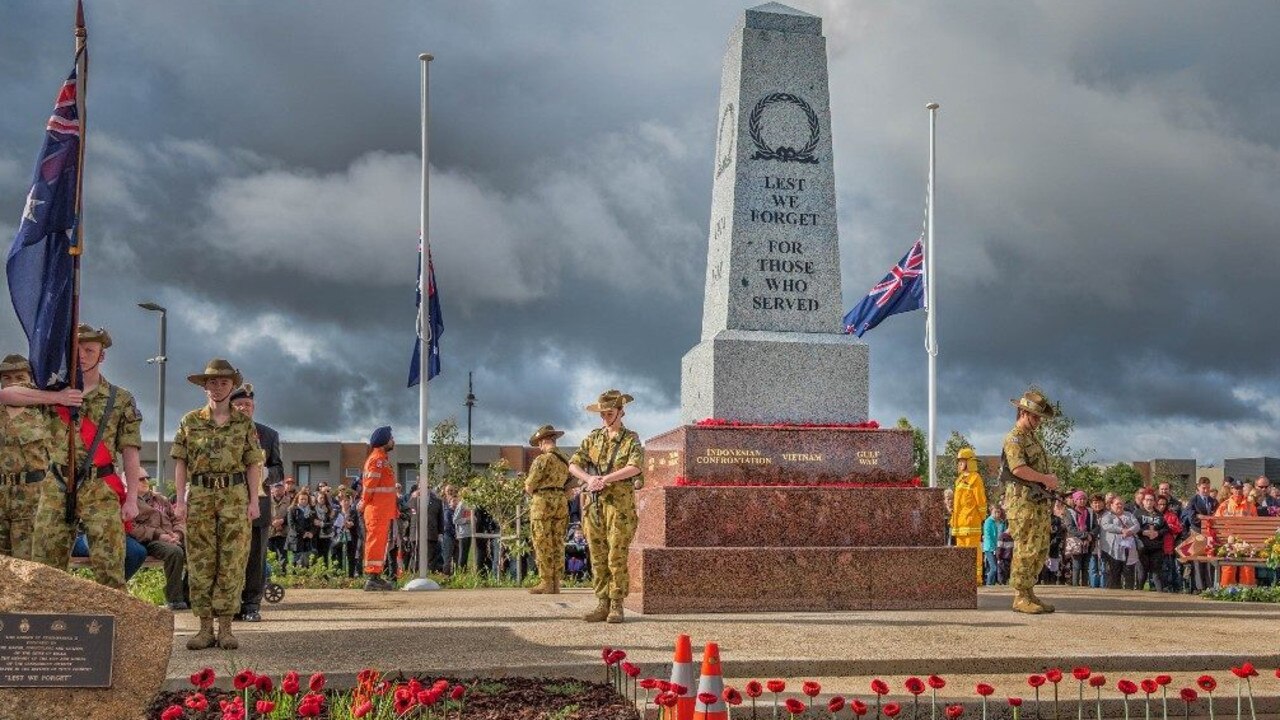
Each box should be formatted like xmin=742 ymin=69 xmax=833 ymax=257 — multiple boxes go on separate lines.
xmin=464 ymin=371 xmax=476 ymax=465
xmin=138 ymin=303 xmax=167 ymax=490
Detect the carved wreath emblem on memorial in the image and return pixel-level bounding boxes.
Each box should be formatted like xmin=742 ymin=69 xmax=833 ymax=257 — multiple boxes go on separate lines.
xmin=715 ymin=103 xmax=736 ymax=178
xmin=749 ymin=92 xmax=820 ymax=164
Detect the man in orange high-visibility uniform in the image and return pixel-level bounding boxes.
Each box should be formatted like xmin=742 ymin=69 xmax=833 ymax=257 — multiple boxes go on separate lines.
xmin=361 ymin=426 xmax=399 ymax=591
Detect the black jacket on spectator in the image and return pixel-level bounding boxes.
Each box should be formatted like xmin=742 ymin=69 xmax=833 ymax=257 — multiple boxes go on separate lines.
xmin=1065 ymin=507 xmax=1099 ymax=551
xmin=253 ymin=422 xmax=284 ymax=529
xmin=1183 ymin=494 xmax=1218 ymax=532
xmin=1135 ymin=509 xmax=1167 ymax=551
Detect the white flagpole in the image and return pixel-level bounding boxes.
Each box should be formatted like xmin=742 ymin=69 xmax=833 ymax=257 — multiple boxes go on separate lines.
xmin=406 ymin=52 xmax=440 ymax=591
xmin=926 ymin=102 xmax=939 ymax=489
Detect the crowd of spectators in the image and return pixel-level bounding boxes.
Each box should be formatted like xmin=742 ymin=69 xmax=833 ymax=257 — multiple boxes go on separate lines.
xmin=959 ymin=474 xmax=1280 ymax=592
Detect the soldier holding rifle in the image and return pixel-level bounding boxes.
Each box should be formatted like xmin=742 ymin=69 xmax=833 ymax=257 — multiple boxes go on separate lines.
xmin=1000 ymin=389 xmax=1060 ymax=615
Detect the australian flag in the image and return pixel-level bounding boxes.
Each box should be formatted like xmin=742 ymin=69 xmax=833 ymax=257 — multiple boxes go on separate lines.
xmin=407 ymin=241 xmax=442 ymax=387
xmin=842 ymin=236 xmax=925 ymax=337
xmin=6 ymin=51 xmax=85 ymax=389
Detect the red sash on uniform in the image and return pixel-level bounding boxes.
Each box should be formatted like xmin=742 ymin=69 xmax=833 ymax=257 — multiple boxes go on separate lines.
xmin=54 ymin=406 xmax=130 ymax=531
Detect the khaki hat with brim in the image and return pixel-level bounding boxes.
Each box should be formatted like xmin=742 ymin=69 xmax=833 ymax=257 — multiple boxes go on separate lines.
xmin=187 ymin=358 xmax=243 ymax=388
xmin=585 ymin=389 xmax=633 ymax=413
xmin=529 ymin=424 xmax=565 ymax=447
xmin=1011 ymin=389 xmax=1056 ymax=418
xmin=77 ymin=323 xmax=112 ymax=348
xmin=0 ymin=354 xmax=31 ymax=374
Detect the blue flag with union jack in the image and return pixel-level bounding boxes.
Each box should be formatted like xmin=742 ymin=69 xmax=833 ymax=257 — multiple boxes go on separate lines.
xmin=843 ymin=236 xmax=925 ymax=337
xmin=6 ymin=50 xmax=85 ymax=388
xmin=407 ymin=242 xmax=442 ymax=387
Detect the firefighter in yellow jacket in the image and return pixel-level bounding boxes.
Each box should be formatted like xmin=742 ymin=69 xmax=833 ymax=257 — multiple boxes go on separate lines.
xmin=950 ymin=447 xmax=987 ymax=585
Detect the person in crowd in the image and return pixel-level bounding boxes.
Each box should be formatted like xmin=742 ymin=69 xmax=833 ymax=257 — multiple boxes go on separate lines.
xmin=1134 ymin=492 xmax=1167 ymax=591
xmin=1100 ymin=496 xmax=1140 ymax=590
xmin=566 ymin=525 xmax=590 ymax=580
xmin=1125 ymin=488 xmax=1147 ymax=514
xmin=439 ymin=484 xmax=457 ymax=574
xmin=172 ymin=358 xmax=263 ymax=651
xmin=288 ymin=489 xmax=317 ymax=569
xmin=982 ymin=505 xmax=1006 ymax=586
xmin=1156 ymin=495 xmax=1183 ymax=593
xmin=280 ymin=475 xmax=299 ymax=508
xmin=524 ymin=424 xmax=574 ymax=594
xmin=32 ymin=324 xmax=144 ymax=590
xmin=1254 ymin=476 xmax=1280 ymax=517
xmin=942 ymin=487 xmax=954 ymax=545
xmin=313 ymin=486 xmax=334 ymax=569
xmin=331 ymin=493 xmax=358 ymax=577
xmin=228 ymin=382 xmax=283 ymax=623
xmin=1042 ymin=499 xmax=1067 ymax=585
xmin=128 ymin=474 xmax=188 ymax=610
xmin=266 ymin=482 xmax=288 ymax=567
xmin=1183 ymin=476 xmax=1219 ymax=591
xmin=453 ymin=495 xmax=476 ymax=571
xmin=1064 ymin=491 xmax=1098 ymax=587
xmin=1157 ymin=482 xmax=1183 ymax=517
xmin=1087 ymin=494 xmax=1108 ymax=588
xmin=360 ymin=426 xmax=399 ymax=590
xmin=950 ymin=448 xmax=987 ymax=585
xmin=1214 ymin=479 xmax=1257 ymax=586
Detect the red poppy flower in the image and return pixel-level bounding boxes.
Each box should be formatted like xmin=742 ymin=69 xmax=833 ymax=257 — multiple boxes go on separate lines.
xmin=905 ymin=677 xmax=927 ymax=696
xmin=699 ymin=692 xmax=717 ymax=706
xmin=803 ymin=681 xmax=822 ymax=699
xmin=353 ymin=700 xmax=374 ymax=718
xmin=254 ymin=675 xmax=273 ymax=694
xmin=884 ymin=701 xmax=902 ymax=717
xmin=724 ymin=687 xmax=744 ymax=706
xmin=407 ymin=679 xmax=423 ymax=695
xmin=785 ymin=698 xmax=808 ymax=715
xmin=1242 ymin=662 xmax=1257 ymax=677
xmin=392 ymin=694 xmax=414 ymax=715
xmin=601 ymin=646 xmax=613 ymax=661
xmin=161 ymin=706 xmax=184 ymax=720
xmin=1196 ymin=676 xmax=1217 ymax=692
xmin=656 ymin=692 xmax=679 ymax=708
xmin=1028 ymin=675 xmax=1046 ymax=688
xmin=1140 ymin=679 xmax=1158 ymax=695
xmin=185 ymin=693 xmax=209 ymax=711
xmin=871 ymin=679 xmax=890 ymax=696
xmin=658 ymin=680 xmax=673 ymax=693
xmin=231 ymin=669 xmax=254 ymax=690
xmin=299 ymin=700 xmax=323 ymax=719
xmin=394 ymin=686 xmax=413 ymax=704
xmin=282 ymin=676 xmax=300 ymax=696
xmin=745 ymin=680 xmax=764 ymax=698
xmin=672 ymin=683 xmax=689 ymax=696
xmin=450 ymin=685 xmax=466 ymax=701
xmin=622 ymin=662 xmax=641 ymax=678
xmin=1008 ymin=698 xmax=1023 ymax=707
xmin=1072 ymin=667 xmax=1091 ymax=681
xmin=976 ymin=683 xmax=995 ymax=697
xmin=433 ymin=679 xmax=450 ymax=691
xmin=255 ymin=701 xmax=275 ymax=714
xmin=852 ymin=699 xmax=869 ymax=716
xmin=309 ymin=672 xmax=326 ymax=693
xmin=190 ymin=667 xmax=216 ymax=689
xmin=1276 ymin=669 xmax=1280 ymax=680
xmin=1117 ymin=680 xmax=1138 ymax=696
xmin=1089 ymin=675 xmax=1107 ymax=689
xmin=1155 ymin=675 xmax=1173 ymax=687
xmin=417 ymin=690 xmax=438 ymax=706
xmin=357 ymin=669 xmax=380 ymax=686
xmin=1046 ymin=669 xmax=1064 ymax=684
xmin=640 ymin=678 xmax=659 ymax=691
xmin=283 ymin=670 xmax=300 ymax=685
xmin=768 ymin=679 xmax=787 ymax=694
xmin=945 ymin=704 xmax=964 ymax=719
xmin=610 ymin=650 xmax=627 ymax=664
xmin=829 ymin=696 xmax=846 ymax=713
xmin=1179 ymin=688 xmax=1198 ymax=703
xmin=928 ymin=675 xmax=947 ymax=690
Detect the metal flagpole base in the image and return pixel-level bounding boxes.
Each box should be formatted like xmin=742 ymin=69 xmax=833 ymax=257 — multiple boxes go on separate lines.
xmin=402 ymin=577 xmax=441 ymax=591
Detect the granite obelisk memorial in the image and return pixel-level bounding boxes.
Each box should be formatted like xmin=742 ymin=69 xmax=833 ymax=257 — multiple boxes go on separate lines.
xmin=627 ymin=3 xmax=975 ymax=614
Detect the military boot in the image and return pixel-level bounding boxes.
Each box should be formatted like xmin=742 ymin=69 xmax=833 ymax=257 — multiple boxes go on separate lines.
xmin=216 ymin=616 xmax=239 ymax=650
xmin=186 ymin=617 xmax=216 ymax=650
xmin=606 ymin=599 xmax=625 ymax=624
xmin=583 ymin=598 xmax=610 ymax=622
xmin=1011 ymin=590 xmax=1048 ymax=615
xmin=1027 ymin=589 xmax=1056 ymax=613
xmin=528 ymin=577 xmax=553 ymax=594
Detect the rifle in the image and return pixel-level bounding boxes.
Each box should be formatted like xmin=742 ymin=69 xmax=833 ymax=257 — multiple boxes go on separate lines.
xmin=997 ymin=451 xmax=1065 ymax=505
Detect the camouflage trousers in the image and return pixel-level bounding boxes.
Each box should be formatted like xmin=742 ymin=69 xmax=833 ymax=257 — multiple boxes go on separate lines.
xmin=0 ymin=476 xmax=45 ymax=561
xmin=582 ymin=484 xmax=638 ymax=601
xmin=1004 ymin=484 xmax=1051 ymax=591
xmin=32 ymin=476 xmax=125 ymax=589
xmin=529 ymin=492 xmax=569 ymax=583
xmin=186 ymin=484 xmax=250 ymax=619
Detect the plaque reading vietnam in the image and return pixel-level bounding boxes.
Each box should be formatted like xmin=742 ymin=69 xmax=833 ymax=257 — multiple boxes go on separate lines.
xmin=0 ymin=613 xmax=115 ymax=688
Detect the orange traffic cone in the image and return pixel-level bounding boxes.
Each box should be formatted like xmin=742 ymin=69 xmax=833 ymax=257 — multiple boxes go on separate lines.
xmin=665 ymin=634 xmax=696 ymax=720
xmin=692 ymin=642 xmax=727 ymax=720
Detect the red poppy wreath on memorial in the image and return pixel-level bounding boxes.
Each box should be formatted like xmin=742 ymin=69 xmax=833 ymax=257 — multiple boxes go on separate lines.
xmin=674 ymin=476 xmax=924 ymax=488
xmin=696 ymin=418 xmax=881 ymax=429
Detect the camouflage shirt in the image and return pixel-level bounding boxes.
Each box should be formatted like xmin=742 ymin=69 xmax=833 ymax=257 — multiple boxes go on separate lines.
xmin=570 ymin=425 xmax=644 ymax=482
xmin=524 ymin=450 xmax=571 ymax=493
xmin=171 ymin=406 xmax=265 ymax=475
xmin=1003 ymin=424 xmax=1049 ymax=474
xmin=0 ymin=404 xmax=54 ymax=473
xmin=45 ymin=377 xmax=143 ymax=467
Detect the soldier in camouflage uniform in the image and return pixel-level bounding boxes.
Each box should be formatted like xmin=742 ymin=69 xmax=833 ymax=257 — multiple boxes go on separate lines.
xmin=0 ymin=355 xmax=64 ymax=560
xmin=569 ymin=390 xmax=644 ymax=624
xmin=172 ymin=359 xmax=264 ymax=650
xmin=524 ymin=424 xmax=575 ymax=595
xmin=1002 ymin=389 xmax=1061 ymax=615
xmin=32 ymin=324 xmax=143 ymax=590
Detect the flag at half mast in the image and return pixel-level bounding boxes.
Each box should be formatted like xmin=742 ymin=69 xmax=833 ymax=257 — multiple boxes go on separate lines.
xmin=407 ymin=239 xmax=442 ymax=387
xmin=842 ymin=236 xmax=925 ymax=337
xmin=6 ymin=13 xmax=86 ymax=389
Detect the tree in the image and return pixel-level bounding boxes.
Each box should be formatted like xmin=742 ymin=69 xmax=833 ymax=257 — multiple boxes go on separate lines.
xmin=1070 ymin=463 xmax=1105 ymax=496
xmin=938 ymin=431 xmax=974 ymax=489
xmin=1100 ymin=463 xmax=1145 ymax=498
xmin=1032 ymin=387 xmax=1095 ymax=486
xmin=897 ymin=417 xmax=928 ymax=480
xmin=458 ymin=459 xmax=532 ymax=574
xmin=428 ymin=419 xmax=472 ymax=492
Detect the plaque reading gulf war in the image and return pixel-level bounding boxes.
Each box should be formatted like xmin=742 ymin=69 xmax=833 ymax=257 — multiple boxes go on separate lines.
xmin=0 ymin=613 xmax=115 ymax=688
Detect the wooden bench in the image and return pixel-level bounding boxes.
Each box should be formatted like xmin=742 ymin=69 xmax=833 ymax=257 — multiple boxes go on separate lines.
xmin=68 ymin=555 xmax=164 ymax=569
xmin=1183 ymin=515 xmax=1280 ymax=586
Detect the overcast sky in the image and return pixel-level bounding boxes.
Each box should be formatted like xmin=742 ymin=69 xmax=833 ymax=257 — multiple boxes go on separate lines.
xmin=2 ymin=1 xmax=1278 ymax=465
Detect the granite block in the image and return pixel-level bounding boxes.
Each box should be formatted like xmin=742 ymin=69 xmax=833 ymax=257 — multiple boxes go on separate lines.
xmin=680 ymin=330 xmax=869 ymax=425
xmin=625 ymin=546 xmax=977 ymax=614
xmin=744 ymin=3 xmax=822 ymax=36
xmin=644 ymin=424 xmax=912 ymax=486
xmin=633 ymin=486 xmax=946 ymax=548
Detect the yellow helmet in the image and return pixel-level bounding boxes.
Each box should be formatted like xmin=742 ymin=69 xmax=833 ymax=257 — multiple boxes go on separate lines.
xmin=956 ymin=447 xmax=977 ymax=461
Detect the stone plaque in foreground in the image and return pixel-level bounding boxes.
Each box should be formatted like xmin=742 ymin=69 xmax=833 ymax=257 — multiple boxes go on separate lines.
xmin=0 ymin=613 xmax=114 ymax=688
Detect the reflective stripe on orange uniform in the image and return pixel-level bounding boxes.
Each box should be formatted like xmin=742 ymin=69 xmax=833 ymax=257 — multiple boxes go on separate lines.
xmin=361 ymin=447 xmax=397 ymax=574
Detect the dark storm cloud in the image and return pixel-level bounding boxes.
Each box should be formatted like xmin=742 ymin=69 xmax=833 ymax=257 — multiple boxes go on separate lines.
xmin=2 ymin=0 xmax=1279 ymax=463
